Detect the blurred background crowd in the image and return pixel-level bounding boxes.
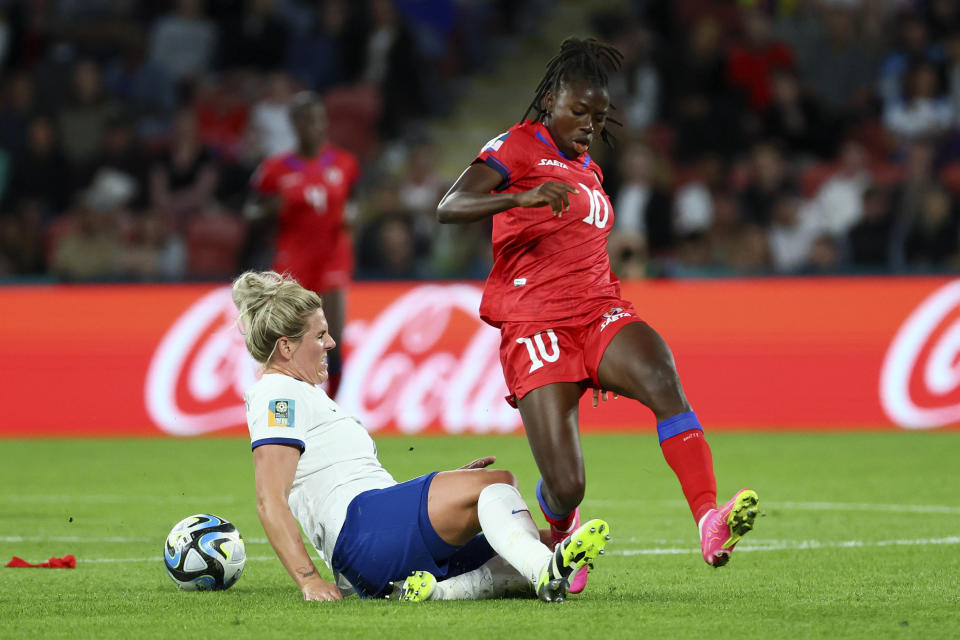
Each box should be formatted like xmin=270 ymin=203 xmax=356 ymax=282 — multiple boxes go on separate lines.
xmin=2 ymin=0 xmax=960 ymax=283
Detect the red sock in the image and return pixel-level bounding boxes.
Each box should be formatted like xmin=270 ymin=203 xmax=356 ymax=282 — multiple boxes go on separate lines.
xmin=661 ymin=429 xmax=717 ymax=523
xmin=536 ymin=478 xmax=576 ymax=532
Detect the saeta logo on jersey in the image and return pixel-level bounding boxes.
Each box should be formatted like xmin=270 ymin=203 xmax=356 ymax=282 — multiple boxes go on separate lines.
xmin=881 ymin=280 xmax=960 ymax=429
xmin=338 ymin=284 xmax=521 ymax=434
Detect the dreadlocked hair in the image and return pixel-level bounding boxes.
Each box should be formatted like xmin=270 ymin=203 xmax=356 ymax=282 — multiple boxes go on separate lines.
xmin=523 ymin=37 xmax=624 ymax=147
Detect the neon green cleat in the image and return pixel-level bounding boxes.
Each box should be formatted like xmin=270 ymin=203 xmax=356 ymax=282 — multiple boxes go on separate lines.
xmin=536 ymin=518 xmax=611 ymax=603
xmin=397 ymin=570 xmax=438 ymax=602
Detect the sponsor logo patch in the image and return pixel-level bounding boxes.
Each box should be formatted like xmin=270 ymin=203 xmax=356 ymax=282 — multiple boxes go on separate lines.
xmin=268 ymin=399 xmax=295 ymax=427
xmin=599 ymin=307 xmax=630 ymax=332
xmin=538 ymin=158 xmax=568 ymax=169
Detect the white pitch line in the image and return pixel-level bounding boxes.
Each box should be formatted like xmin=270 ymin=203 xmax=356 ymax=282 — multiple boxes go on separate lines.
xmin=44 ymin=537 xmax=960 ymax=564
xmin=0 ymin=495 xmax=243 ymax=504
xmin=83 ymin=556 xmax=279 ymax=564
xmin=583 ymin=499 xmax=960 ymax=515
xmin=0 ymin=536 xmax=271 ymax=544
xmin=613 ymin=536 xmax=960 ymax=556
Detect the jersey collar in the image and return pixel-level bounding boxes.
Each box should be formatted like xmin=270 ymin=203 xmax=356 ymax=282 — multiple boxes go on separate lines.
xmin=531 ymin=121 xmax=591 ymax=169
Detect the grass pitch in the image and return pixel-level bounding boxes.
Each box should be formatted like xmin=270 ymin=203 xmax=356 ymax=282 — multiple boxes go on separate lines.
xmin=1 ymin=432 xmax=958 ymax=639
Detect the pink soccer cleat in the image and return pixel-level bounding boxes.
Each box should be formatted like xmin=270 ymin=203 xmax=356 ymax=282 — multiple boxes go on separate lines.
xmin=699 ymin=489 xmax=759 ymax=567
xmin=549 ymin=507 xmax=590 ymax=594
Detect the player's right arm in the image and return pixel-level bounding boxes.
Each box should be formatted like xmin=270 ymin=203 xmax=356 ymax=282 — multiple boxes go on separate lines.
xmin=253 ymin=444 xmax=343 ymax=602
xmin=436 ymin=163 xmax=579 ymax=223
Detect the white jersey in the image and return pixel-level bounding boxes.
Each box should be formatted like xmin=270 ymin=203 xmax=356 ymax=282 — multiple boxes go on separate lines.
xmin=245 ymin=373 xmax=396 ymax=591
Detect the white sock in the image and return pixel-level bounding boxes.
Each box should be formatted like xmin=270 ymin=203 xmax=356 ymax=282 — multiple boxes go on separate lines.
xmin=433 ymin=556 xmax=530 ymax=600
xmin=477 ymin=483 xmax=552 ymax=586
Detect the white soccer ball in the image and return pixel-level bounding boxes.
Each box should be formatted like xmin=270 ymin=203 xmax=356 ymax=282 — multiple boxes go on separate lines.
xmin=163 ymin=514 xmax=246 ymax=591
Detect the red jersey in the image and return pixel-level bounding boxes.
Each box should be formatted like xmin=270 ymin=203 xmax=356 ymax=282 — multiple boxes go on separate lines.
xmin=475 ymin=120 xmax=623 ymax=327
xmin=251 ymin=144 xmax=359 ymax=293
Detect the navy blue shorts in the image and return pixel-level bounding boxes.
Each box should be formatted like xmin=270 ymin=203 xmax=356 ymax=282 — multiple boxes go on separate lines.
xmin=331 ymin=472 xmax=495 ymax=598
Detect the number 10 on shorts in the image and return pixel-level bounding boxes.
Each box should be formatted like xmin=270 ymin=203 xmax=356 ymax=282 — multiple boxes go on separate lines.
xmin=516 ymin=330 xmax=560 ymax=373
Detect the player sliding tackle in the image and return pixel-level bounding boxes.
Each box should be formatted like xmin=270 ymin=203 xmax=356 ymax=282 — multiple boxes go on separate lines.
xmin=232 ymin=270 xmax=610 ymax=603
xmin=437 ymin=37 xmax=759 ymax=583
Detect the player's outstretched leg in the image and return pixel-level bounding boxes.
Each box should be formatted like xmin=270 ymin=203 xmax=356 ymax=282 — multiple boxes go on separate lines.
xmin=699 ymin=489 xmax=759 ymax=567
xmin=536 ymin=519 xmax=611 ymax=603
xmin=397 ymin=570 xmax=438 ymax=602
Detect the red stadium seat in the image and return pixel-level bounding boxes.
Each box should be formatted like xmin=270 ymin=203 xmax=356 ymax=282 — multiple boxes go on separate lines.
xmin=185 ymin=210 xmax=245 ymax=279
xmin=800 ymin=162 xmax=838 ymax=198
xmin=939 ymin=162 xmax=960 ymax=195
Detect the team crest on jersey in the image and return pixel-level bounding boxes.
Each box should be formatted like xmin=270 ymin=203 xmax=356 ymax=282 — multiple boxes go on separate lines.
xmin=324 ymin=167 xmax=343 ymax=185
xmin=268 ymin=399 xmax=295 ymax=427
xmin=599 ymin=307 xmax=630 ymax=332
xmin=538 ymin=158 xmax=568 ymax=169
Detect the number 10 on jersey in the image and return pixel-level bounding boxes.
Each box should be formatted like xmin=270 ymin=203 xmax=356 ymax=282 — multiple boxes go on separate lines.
xmin=517 ymin=330 xmax=560 ymax=373
xmin=578 ymin=183 xmax=609 ymax=228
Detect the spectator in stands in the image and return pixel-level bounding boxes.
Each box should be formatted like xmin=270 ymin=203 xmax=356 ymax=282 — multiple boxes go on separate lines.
xmin=762 ymin=67 xmax=836 ymax=159
xmin=674 ymin=152 xmax=725 ymax=238
xmin=49 ymin=184 xmax=129 ymax=282
xmin=611 ymin=142 xmax=673 ymax=257
xmin=284 ymin=0 xmax=350 ymax=92
xmin=352 ymin=0 xmax=427 ymax=139
xmin=944 ymin=30 xmax=960 ymax=126
xmin=725 ymin=7 xmax=796 ymax=114
xmin=58 ymin=59 xmax=120 ymax=171
xmin=848 ymin=187 xmax=895 ymax=271
xmin=147 ymin=0 xmax=219 ymax=83
xmin=878 ymin=14 xmax=944 ymax=109
xmin=74 ymin=115 xmax=148 ymax=209
xmin=149 ymin=108 xmax=219 ymax=233
xmin=740 ymin=141 xmax=797 ymax=226
xmin=6 ymin=114 xmax=71 ymax=214
xmin=767 ymin=193 xmax=824 ymax=273
xmin=0 ymin=71 xmax=35 ymax=154
xmin=218 ymin=0 xmax=289 ymax=71
xmin=923 ymin=0 xmax=960 ymax=42
xmin=795 ymin=4 xmax=877 ymax=124
xmin=665 ymin=17 xmax=744 ymax=161
xmin=883 ymin=62 xmax=954 ymax=144
xmin=194 ymin=72 xmax=251 ymax=160
xmin=802 ymin=233 xmax=842 ymax=274
xmin=702 ymin=190 xmax=745 ymax=271
xmin=247 ymin=71 xmax=298 ymax=159
xmin=903 ymin=185 xmax=958 ymax=269
xmin=607 ymin=23 xmax=659 ymax=133
xmin=398 ymin=141 xmax=447 ymax=255
xmin=812 ymin=140 xmax=872 ymax=237
xmin=0 ymin=200 xmax=45 ymax=276
xmin=119 ymin=212 xmax=186 ymax=282
xmin=728 ymin=224 xmax=771 ymax=275
xmin=357 ymin=212 xmax=426 ymax=280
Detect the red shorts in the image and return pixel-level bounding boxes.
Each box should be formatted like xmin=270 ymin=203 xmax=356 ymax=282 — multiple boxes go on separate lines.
xmin=273 ymin=231 xmax=353 ymax=294
xmin=498 ymin=301 xmax=642 ymax=406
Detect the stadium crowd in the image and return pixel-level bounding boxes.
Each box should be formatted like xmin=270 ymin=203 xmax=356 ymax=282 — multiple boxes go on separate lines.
xmin=1 ymin=0 xmax=960 ymax=282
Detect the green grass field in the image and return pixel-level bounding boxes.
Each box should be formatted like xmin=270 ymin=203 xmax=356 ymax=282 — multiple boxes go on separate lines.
xmin=1 ymin=433 xmax=958 ymax=639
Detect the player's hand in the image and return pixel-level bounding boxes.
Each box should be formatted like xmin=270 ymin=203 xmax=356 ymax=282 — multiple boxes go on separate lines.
xmin=592 ymin=388 xmax=618 ymax=407
xmin=515 ymin=182 xmax=579 ymax=217
xmin=301 ymin=576 xmax=343 ymax=602
xmin=459 ymin=456 xmax=496 ymax=470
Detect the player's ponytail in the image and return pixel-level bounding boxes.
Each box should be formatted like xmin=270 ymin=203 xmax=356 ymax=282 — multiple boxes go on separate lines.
xmin=523 ymin=37 xmax=624 ymax=146
xmin=231 ymin=271 xmax=323 ymax=364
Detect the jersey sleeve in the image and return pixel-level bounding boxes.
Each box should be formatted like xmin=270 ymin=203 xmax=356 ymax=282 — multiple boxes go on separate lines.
xmin=250 ymin=157 xmax=281 ymax=196
xmin=247 ymin=384 xmax=308 ymax=453
xmin=474 ymin=128 xmax=532 ymax=192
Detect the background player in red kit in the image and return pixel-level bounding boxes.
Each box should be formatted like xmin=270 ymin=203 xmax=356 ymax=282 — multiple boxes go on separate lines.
xmin=248 ymin=92 xmax=359 ymax=398
xmin=437 ymin=38 xmax=759 ymax=597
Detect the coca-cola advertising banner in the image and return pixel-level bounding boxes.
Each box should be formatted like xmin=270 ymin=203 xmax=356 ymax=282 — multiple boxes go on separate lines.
xmin=2 ymin=277 xmax=960 ymax=437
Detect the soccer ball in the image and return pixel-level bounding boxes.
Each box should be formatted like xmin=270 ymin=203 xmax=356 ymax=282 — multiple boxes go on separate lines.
xmin=163 ymin=514 xmax=246 ymax=591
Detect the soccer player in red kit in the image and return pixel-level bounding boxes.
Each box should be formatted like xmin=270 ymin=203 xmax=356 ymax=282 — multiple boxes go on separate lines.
xmin=249 ymin=92 xmax=359 ymax=399
xmin=437 ymin=38 xmax=759 ymax=598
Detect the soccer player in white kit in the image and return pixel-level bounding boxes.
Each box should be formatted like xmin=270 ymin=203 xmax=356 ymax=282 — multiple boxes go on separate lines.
xmin=232 ymin=271 xmax=611 ymax=602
